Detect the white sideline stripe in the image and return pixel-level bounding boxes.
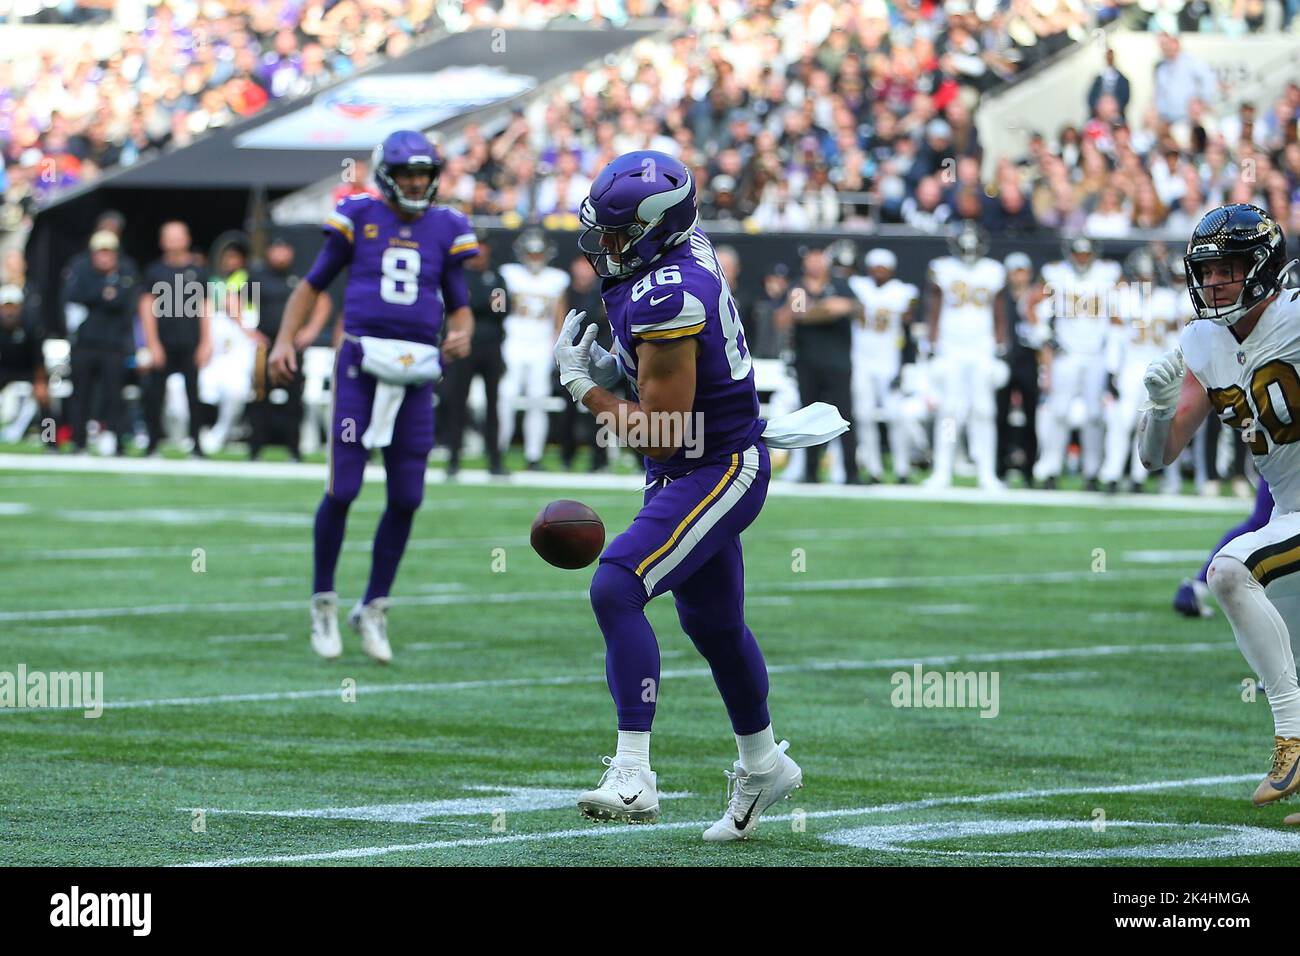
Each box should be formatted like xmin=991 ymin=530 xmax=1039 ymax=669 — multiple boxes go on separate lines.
xmin=1123 ymin=549 xmax=1211 ymax=563
xmin=0 ymin=568 xmax=1183 ymax=623
xmin=207 ymin=633 xmax=290 ymax=645
xmin=4 ymin=639 xmax=1234 ymax=714
xmin=7 ymin=517 xmax=1228 ymax=562
xmin=0 ymin=453 xmax=1258 ymax=512
xmin=178 ymin=772 xmax=1260 ymax=866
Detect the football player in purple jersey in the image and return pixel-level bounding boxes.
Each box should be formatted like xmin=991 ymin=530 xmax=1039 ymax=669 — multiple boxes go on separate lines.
xmin=269 ymin=130 xmax=479 ymax=663
xmin=554 ymin=150 xmax=806 ymax=841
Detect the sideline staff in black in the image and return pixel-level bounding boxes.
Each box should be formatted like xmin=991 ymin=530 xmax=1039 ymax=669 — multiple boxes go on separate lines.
xmin=64 ymin=231 xmax=136 ymax=453
xmin=138 ymin=220 xmax=211 ymax=456
xmin=440 ymin=235 xmax=508 ymax=477
xmin=246 ymin=236 xmax=332 ymax=459
xmin=778 ymin=247 xmax=862 ymax=484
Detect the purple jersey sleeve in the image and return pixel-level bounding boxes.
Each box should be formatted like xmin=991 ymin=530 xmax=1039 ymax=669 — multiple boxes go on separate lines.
xmin=440 ymin=258 xmax=468 ymax=312
xmin=444 ymin=208 xmax=479 ymax=263
xmin=304 ymin=228 xmax=352 ymax=291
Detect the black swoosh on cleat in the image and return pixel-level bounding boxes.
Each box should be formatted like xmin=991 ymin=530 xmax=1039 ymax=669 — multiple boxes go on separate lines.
xmin=734 ymin=790 xmax=763 ymax=830
xmin=620 ymin=790 xmax=643 ymax=806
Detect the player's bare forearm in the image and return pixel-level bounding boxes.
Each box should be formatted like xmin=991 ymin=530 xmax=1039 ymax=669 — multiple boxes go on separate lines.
xmin=274 ymin=281 xmax=319 ymax=352
xmin=295 ymin=291 xmax=333 ymax=349
xmin=994 ymin=293 xmax=1008 ymax=349
xmin=581 ymin=338 xmax=697 ymax=463
xmin=269 ymin=281 xmax=320 ymax=383
xmin=442 ymin=306 xmax=473 ymax=360
xmin=1138 ymin=372 xmax=1210 ymax=470
xmin=580 ymin=388 xmax=666 ymax=460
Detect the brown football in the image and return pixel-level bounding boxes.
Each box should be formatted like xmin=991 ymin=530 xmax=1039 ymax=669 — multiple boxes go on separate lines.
xmin=530 ymin=499 xmax=605 ymax=569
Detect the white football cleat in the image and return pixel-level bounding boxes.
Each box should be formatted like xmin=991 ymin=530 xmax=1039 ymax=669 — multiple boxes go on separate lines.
xmin=577 ymin=756 xmax=659 ymax=824
xmin=703 ymin=739 xmax=803 ymax=842
xmin=348 ymin=597 xmax=393 ymax=664
xmin=309 ymin=591 xmax=342 ymax=660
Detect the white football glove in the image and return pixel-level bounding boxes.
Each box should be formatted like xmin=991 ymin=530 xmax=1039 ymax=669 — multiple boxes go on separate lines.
xmin=554 ymin=309 xmax=598 ymax=403
xmin=1141 ymin=347 xmax=1185 ymax=419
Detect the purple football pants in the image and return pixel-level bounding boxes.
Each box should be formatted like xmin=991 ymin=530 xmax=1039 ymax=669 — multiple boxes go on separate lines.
xmin=1200 ymin=478 xmax=1274 ymax=583
xmin=313 ymin=339 xmax=434 ymax=602
xmin=591 ymin=442 xmax=773 ymax=734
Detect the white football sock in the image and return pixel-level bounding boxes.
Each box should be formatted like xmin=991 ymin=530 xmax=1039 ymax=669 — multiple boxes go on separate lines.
xmin=737 ymin=725 xmax=779 ymax=774
xmin=1208 ymin=558 xmax=1300 ymax=737
xmin=615 ymin=730 xmax=650 ymax=767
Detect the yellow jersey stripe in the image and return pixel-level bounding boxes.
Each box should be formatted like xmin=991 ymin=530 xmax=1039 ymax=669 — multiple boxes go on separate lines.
xmin=449 ymin=241 xmax=479 ymax=255
xmin=324 ymin=219 xmax=354 ymax=243
xmin=635 ymin=453 xmax=740 ymax=577
xmin=638 ymin=322 xmax=706 ymax=341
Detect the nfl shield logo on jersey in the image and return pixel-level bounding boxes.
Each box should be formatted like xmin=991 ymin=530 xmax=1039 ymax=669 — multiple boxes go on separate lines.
xmin=1237 ymin=350 xmax=1247 ymax=365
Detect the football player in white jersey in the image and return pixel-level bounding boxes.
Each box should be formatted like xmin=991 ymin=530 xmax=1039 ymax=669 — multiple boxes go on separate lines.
xmin=922 ymin=222 xmax=1009 ymax=490
xmin=1099 ymin=247 xmax=1182 ymax=493
xmin=498 ymin=229 xmax=570 ymax=469
xmin=1137 ymin=203 xmax=1300 ymax=809
xmin=848 ymin=248 xmax=919 ymax=482
xmin=1032 ymin=236 xmax=1122 ymax=490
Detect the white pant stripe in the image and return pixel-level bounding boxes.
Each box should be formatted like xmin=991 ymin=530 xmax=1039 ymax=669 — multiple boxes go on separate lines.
xmin=642 ymin=445 xmax=761 ymax=595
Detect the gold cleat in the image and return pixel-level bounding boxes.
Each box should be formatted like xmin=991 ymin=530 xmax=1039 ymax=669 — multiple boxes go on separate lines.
xmin=1253 ymin=736 xmax=1300 ymax=806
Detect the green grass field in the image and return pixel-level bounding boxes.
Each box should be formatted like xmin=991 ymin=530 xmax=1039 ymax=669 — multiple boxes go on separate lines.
xmin=2 ymin=459 xmax=1299 ymax=866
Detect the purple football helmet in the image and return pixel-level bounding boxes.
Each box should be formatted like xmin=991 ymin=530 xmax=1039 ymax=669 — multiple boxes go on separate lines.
xmin=372 ymin=130 xmax=442 ymax=215
xmin=578 ymin=150 xmax=698 ymax=279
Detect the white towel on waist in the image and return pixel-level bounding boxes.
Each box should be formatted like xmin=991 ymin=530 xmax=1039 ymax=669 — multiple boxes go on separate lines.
xmin=761 ymin=401 xmax=849 ymax=449
xmin=354 ymin=336 xmax=442 ymax=450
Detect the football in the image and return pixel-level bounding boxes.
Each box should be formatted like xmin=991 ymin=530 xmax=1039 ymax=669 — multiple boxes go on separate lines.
xmin=530 ymin=499 xmax=605 ymax=569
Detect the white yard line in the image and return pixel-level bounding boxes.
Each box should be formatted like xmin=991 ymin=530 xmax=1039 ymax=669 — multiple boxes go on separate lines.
xmin=0 ymin=452 xmax=1258 ymax=512
xmin=0 ymin=568 xmax=1182 ymax=624
xmin=177 ymin=772 xmax=1260 ymax=866
xmin=0 ymin=639 xmax=1233 ymax=714
xmin=7 ymin=517 xmax=1227 ymax=562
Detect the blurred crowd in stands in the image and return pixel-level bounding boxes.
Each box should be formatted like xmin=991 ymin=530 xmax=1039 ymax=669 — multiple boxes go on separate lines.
xmin=3 ymin=0 xmax=1299 ymax=242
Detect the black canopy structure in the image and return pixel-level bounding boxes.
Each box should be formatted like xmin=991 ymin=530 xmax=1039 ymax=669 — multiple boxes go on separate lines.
xmin=25 ymin=24 xmax=659 ymax=331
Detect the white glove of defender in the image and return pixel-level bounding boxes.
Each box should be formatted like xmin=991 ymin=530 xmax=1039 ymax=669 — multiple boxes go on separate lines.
xmin=554 ymin=309 xmax=598 ymax=403
xmin=1141 ymin=347 xmax=1185 ymax=419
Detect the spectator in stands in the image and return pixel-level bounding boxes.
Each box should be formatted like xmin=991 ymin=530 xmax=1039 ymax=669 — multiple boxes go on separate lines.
xmin=1164 ymin=185 xmax=1210 ymax=237
xmin=752 ymin=179 xmax=811 ymax=231
xmin=1153 ymin=32 xmax=1217 ymax=124
xmin=901 ymin=174 xmax=954 ymax=233
xmin=1088 ymin=47 xmax=1131 ymax=122
xmin=1084 ymin=186 xmax=1132 ymax=238
xmin=138 ymin=220 xmax=210 ymax=457
xmin=1131 ymin=178 xmax=1170 ymax=232
xmin=985 ymin=175 xmax=1038 ymax=235
xmin=63 ymin=230 xmax=136 ymax=454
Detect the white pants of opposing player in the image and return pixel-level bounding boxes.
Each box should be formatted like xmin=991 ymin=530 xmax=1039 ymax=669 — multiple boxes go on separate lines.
xmin=1035 ymin=350 xmax=1109 ymax=482
xmin=0 ymin=381 xmax=39 ymax=443
xmin=929 ymin=349 xmax=999 ymax=487
xmin=498 ymin=319 xmax=555 ymax=464
xmin=853 ymin=362 xmax=911 ymax=479
xmin=1099 ymin=356 xmax=1179 ymax=492
xmin=1209 ymin=510 xmax=1300 ymax=736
